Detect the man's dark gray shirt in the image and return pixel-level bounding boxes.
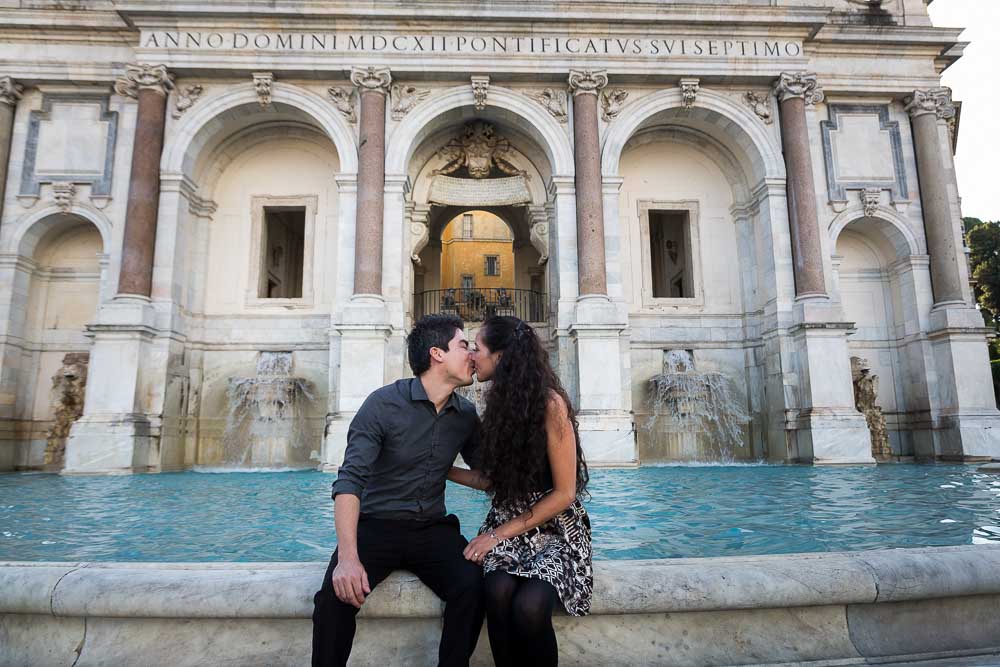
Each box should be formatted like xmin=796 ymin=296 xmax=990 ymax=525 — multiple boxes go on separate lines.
xmin=331 ymin=377 xmax=482 ymax=520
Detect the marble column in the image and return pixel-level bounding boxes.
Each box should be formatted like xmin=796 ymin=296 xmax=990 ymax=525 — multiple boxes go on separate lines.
xmin=904 ymin=87 xmax=963 ymax=306
xmin=568 ymin=69 xmax=609 ymax=297
xmin=0 ymin=77 xmax=22 ymax=228
xmin=114 ymin=64 xmax=174 ymax=297
xmin=773 ymin=72 xmax=827 ymax=299
xmin=351 ymin=66 xmax=391 ymax=296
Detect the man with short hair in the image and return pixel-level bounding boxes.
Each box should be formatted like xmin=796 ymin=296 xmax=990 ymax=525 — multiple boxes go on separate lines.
xmin=312 ymin=314 xmax=485 ymax=667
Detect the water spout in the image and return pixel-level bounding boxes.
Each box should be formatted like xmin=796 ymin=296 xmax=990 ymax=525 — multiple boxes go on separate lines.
xmin=221 ymin=352 xmax=315 ymax=468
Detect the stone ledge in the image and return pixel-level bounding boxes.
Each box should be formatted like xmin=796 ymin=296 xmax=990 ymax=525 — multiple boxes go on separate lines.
xmin=3 ymin=546 xmax=1000 ymax=619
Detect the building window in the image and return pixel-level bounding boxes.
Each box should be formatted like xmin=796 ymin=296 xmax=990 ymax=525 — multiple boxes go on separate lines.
xmin=484 ymin=255 xmax=500 ymax=276
xmin=462 ymin=213 xmax=474 ymax=239
xmin=648 ymin=210 xmax=692 ymax=298
xmin=638 ymin=201 xmax=701 ymax=305
xmin=248 ymin=195 xmax=317 ymax=307
xmin=261 ymin=207 xmax=305 ymax=298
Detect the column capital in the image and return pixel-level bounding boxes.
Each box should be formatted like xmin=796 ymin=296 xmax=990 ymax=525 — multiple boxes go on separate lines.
xmin=114 ymin=64 xmax=174 ymax=99
xmin=567 ymin=69 xmax=608 ymax=97
xmin=0 ymin=76 xmax=23 ymax=107
xmin=772 ymin=71 xmax=824 ymax=105
xmin=904 ymin=87 xmax=955 ymax=121
xmin=351 ymin=66 xmax=392 ymax=95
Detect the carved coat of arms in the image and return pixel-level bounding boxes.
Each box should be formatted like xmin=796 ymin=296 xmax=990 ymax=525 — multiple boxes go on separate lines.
xmin=433 ymin=122 xmax=525 ymax=179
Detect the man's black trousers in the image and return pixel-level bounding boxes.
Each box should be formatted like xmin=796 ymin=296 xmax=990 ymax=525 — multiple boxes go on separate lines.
xmin=312 ymin=514 xmax=486 ymax=667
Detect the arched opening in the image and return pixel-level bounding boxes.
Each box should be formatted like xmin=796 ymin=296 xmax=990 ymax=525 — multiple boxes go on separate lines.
xmin=18 ymin=214 xmax=104 ymax=468
xmin=833 ymin=216 xmax=920 ymax=457
xmin=405 ymin=115 xmax=552 ymax=328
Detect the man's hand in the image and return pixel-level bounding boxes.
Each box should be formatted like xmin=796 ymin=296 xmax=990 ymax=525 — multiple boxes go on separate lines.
xmin=332 ymin=555 xmax=371 ymax=608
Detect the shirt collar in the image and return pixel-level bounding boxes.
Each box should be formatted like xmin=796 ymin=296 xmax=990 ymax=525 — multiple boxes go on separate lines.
xmin=410 ymin=377 xmax=461 ymax=412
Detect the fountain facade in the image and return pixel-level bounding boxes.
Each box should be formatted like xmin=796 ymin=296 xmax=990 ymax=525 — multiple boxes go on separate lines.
xmin=644 ymin=350 xmax=750 ymax=462
xmin=220 ymin=352 xmax=315 ymax=468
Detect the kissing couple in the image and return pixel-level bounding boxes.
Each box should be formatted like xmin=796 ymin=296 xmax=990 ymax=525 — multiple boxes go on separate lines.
xmin=312 ymin=313 xmax=593 ymax=666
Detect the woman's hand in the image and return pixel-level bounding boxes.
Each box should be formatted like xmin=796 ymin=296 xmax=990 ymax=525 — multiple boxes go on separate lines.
xmin=463 ymin=532 xmax=499 ymax=565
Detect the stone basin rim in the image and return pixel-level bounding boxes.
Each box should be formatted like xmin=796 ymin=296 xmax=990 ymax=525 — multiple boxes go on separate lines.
xmin=3 ymin=544 xmax=999 ymax=620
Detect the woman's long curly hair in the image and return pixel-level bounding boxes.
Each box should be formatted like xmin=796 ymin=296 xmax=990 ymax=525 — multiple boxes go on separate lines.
xmin=478 ymin=316 xmax=588 ymax=508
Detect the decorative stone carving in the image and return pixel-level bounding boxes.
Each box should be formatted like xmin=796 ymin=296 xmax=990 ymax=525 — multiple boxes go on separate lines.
xmin=43 ymin=352 xmax=89 ymax=467
xmin=51 ymin=182 xmax=76 ymax=211
xmin=851 ymin=356 xmax=893 ymax=462
xmin=114 ymin=63 xmax=174 ymax=98
xmin=0 ymin=76 xmax=23 ymax=106
xmin=433 ymin=122 xmax=525 ymax=179
xmin=351 ymin=66 xmax=392 ymax=94
xmin=862 ymin=188 xmax=882 ymax=217
xmin=252 ymin=72 xmax=273 ymax=107
xmin=410 ymin=221 xmax=430 ymax=264
xmin=172 ymin=84 xmax=203 ymax=119
xmin=772 ymin=72 xmax=824 ymax=106
xmin=903 ymin=87 xmax=955 ymax=121
xmin=567 ymin=69 xmax=608 ymax=97
xmin=471 ymin=75 xmax=490 ymax=111
xmin=601 ymin=88 xmax=628 ymax=121
xmin=525 ymin=88 xmax=568 ymax=123
xmin=743 ymin=91 xmax=773 ymax=124
xmin=679 ymin=78 xmax=700 ymax=108
xmin=529 ymin=206 xmax=550 ymax=265
xmin=327 ymin=86 xmax=357 ymax=122
xmin=390 ymin=83 xmax=429 ymax=120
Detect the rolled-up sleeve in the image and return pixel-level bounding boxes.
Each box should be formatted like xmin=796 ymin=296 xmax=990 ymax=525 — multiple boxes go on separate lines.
xmin=331 ymin=393 xmax=384 ymax=500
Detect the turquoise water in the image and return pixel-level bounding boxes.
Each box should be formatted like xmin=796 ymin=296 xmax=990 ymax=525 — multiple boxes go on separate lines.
xmin=1 ymin=464 xmax=999 ymax=562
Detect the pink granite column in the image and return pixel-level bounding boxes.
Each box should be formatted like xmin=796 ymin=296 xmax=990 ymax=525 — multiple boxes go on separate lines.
xmin=0 ymin=77 xmax=23 ymax=227
xmin=350 ymin=66 xmax=391 ymax=296
xmin=905 ymin=87 xmax=963 ymax=305
xmin=568 ymin=69 xmax=609 ymax=297
xmin=113 ymin=64 xmax=173 ymax=297
xmin=773 ymin=72 xmax=827 ymax=299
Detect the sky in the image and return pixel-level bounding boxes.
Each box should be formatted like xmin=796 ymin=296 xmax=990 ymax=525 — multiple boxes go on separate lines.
xmin=927 ymin=0 xmax=1000 ymax=221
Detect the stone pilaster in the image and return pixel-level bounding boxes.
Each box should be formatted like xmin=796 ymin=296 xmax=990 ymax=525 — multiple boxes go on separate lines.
xmin=0 ymin=77 xmax=22 ymax=230
xmin=773 ymin=72 xmax=827 ymax=299
xmin=904 ymin=87 xmax=963 ymax=306
xmin=114 ymin=64 xmax=174 ymax=297
xmin=350 ymin=66 xmax=391 ymax=297
xmin=568 ymin=69 xmax=609 ymax=297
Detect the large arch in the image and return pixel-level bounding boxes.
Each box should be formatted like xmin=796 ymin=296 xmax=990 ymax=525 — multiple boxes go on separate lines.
xmin=5 ymin=204 xmax=113 ymax=258
xmin=161 ymin=82 xmax=359 ymax=177
xmin=385 ymin=85 xmax=575 ymax=178
xmin=601 ymin=87 xmax=785 ymax=183
xmin=828 ymin=204 xmax=923 ymax=260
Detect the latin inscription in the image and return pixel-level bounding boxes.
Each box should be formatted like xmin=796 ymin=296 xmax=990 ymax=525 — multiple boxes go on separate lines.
xmin=141 ymin=31 xmax=803 ymax=59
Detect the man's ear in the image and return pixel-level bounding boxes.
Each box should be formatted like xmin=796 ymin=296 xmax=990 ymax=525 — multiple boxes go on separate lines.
xmin=428 ymin=346 xmax=445 ymax=363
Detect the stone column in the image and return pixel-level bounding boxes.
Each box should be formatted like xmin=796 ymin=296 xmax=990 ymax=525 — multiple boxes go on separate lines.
xmin=773 ymin=72 xmax=827 ymax=299
xmin=568 ymin=69 xmax=609 ymax=297
xmin=114 ymin=64 xmax=174 ymax=297
xmin=904 ymin=87 xmax=964 ymax=306
xmin=350 ymin=66 xmax=391 ymax=296
xmin=0 ymin=77 xmax=23 ymax=228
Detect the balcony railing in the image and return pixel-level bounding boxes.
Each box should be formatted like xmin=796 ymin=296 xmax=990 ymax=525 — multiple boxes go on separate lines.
xmin=414 ymin=288 xmax=547 ymax=323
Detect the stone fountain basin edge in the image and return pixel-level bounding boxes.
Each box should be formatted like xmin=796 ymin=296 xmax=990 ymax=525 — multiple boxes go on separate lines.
xmin=2 ymin=545 xmax=999 ymax=666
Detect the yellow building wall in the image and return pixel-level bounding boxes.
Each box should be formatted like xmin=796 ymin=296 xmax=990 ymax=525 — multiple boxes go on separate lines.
xmin=440 ymin=211 xmax=515 ymax=291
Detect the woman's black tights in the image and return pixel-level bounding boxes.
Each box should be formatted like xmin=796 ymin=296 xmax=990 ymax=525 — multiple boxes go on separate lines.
xmin=484 ymin=571 xmax=559 ymax=667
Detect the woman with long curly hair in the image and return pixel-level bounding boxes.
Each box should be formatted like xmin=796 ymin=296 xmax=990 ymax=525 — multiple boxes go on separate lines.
xmin=447 ymin=315 xmax=592 ymax=666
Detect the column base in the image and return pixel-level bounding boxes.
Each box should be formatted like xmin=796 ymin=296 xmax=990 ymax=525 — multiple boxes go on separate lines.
xmin=934 ymin=413 xmax=1000 ymax=461
xmin=62 ymin=415 xmax=157 ymax=474
xmin=578 ymin=411 xmax=636 ymax=466
xmin=320 ymin=412 xmax=353 ymax=472
xmin=793 ymin=408 xmax=876 ymax=464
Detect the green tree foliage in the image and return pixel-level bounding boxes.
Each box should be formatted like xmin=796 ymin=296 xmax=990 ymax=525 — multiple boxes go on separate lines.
xmin=965 ymin=217 xmax=1000 ymax=363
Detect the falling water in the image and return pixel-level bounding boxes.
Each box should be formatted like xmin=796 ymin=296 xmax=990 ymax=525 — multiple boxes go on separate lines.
xmin=221 ymin=352 xmax=315 ymax=468
xmin=646 ymin=350 xmax=749 ymax=462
